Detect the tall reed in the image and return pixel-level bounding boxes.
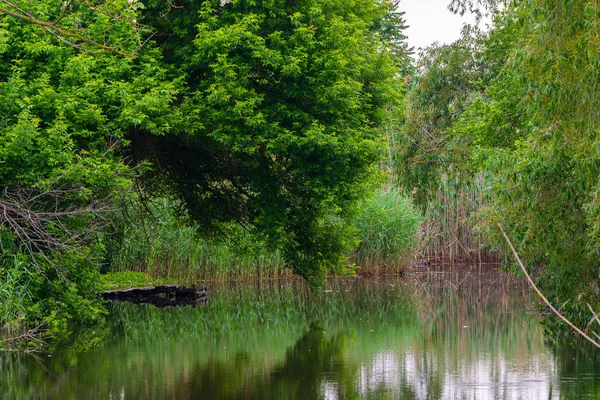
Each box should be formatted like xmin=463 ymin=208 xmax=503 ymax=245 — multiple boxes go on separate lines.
xmin=415 ymin=173 xmax=501 ymax=264
xmin=109 ymin=190 xmax=423 ymax=281
xmin=0 ymin=256 xmax=36 ymax=347
xmin=352 ymin=188 xmax=421 ymax=274
xmin=107 ymin=198 xmax=291 ymax=282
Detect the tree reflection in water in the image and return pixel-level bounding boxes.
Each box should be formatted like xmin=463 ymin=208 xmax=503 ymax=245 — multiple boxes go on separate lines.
xmin=3 ymin=266 xmax=600 ymax=399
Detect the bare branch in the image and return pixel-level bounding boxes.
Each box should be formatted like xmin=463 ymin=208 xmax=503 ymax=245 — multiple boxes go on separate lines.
xmin=0 ymin=185 xmax=116 ymax=278
xmin=499 ymin=223 xmax=600 ymax=349
xmin=0 ymin=0 xmax=152 ymax=57
xmin=0 ymin=325 xmax=46 ymax=353
xmin=587 ymin=303 xmax=600 ymax=330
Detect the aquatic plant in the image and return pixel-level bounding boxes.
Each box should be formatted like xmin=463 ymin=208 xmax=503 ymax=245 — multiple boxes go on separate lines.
xmin=353 ymin=188 xmax=421 ymax=272
xmin=106 ymin=197 xmax=290 ymax=282
xmin=108 ymin=187 xmax=423 ymax=282
xmin=415 ymin=173 xmax=501 ymax=264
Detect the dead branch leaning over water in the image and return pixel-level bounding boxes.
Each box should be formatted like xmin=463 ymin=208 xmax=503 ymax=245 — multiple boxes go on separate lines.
xmin=0 ymin=325 xmax=46 ymax=353
xmin=0 ymin=186 xmax=115 ymax=278
xmin=498 ymin=223 xmax=600 ymax=349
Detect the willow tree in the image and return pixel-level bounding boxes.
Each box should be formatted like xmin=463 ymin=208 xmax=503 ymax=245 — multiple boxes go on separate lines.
xmin=394 ymin=0 xmax=600 ymax=329
xmin=473 ymin=0 xmax=600 ymax=328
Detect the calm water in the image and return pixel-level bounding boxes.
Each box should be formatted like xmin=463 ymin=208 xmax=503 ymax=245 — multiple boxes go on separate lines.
xmin=3 ymin=266 xmax=600 ymax=399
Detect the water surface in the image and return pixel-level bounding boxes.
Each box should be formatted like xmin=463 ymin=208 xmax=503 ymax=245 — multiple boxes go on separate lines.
xmin=2 ymin=266 xmax=600 ymax=399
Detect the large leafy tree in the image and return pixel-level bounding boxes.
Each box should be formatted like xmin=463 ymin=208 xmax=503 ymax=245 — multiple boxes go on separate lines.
xmin=0 ymin=0 xmax=406 ymax=337
xmin=131 ymin=0 xmax=404 ymax=284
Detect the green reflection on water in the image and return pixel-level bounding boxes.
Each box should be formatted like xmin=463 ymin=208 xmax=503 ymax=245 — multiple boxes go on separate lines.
xmin=2 ymin=267 xmax=600 ymax=399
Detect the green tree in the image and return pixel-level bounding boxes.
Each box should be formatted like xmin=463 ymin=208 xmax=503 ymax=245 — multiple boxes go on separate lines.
xmin=0 ymin=0 xmax=150 ymax=55
xmin=131 ymin=0 xmax=405 ymax=285
xmin=393 ymin=24 xmax=489 ymax=207
xmin=394 ymin=0 xmax=600 ymax=329
xmin=0 ymin=0 xmax=177 ymax=339
xmin=0 ymin=0 xmax=408 ymax=340
xmin=471 ymin=0 xmax=600 ymax=326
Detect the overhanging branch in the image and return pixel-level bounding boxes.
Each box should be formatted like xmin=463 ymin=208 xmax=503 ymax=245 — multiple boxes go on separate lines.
xmin=0 ymin=0 xmax=151 ymax=56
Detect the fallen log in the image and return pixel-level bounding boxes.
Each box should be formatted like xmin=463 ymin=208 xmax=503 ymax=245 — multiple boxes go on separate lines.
xmin=103 ymin=285 xmax=209 ymax=307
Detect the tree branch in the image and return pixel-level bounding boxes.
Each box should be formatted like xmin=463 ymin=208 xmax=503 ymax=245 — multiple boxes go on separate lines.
xmin=0 ymin=0 xmax=149 ymax=56
xmin=498 ymin=223 xmax=600 ymax=349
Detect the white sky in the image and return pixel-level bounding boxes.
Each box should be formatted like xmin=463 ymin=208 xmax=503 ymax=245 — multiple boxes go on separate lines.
xmin=399 ymin=0 xmax=479 ymax=50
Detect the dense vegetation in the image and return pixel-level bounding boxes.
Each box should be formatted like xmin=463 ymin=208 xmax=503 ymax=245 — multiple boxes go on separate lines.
xmin=107 ymin=190 xmax=420 ymax=281
xmin=0 ymin=0 xmax=415 ymax=345
xmin=2 ymin=0 xmax=599 ymax=348
xmin=394 ymin=0 xmax=600 ymax=329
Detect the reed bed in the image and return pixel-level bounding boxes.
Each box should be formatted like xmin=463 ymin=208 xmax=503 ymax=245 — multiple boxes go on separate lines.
xmin=109 ymin=190 xmax=423 ymax=281
xmin=0 ymin=256 xmax=34 ymax=344
xmin=107 ymin=198 xmax=292 ymax=282
xmin=415 ymin=173 xmax=502 ymax=264
xmin=352 ymin=188 xmax=421 ymax=274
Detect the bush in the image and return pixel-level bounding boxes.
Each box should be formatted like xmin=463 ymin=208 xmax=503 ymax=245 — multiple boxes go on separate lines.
xmin=0 ymin=246 xmax=106 ymax=346
xmin=353 ymin=189 xmax=421 ymax=271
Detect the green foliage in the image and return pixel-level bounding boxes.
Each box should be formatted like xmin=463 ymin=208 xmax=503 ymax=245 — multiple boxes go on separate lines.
xmin=0 ymin=0 xmax=409 ymax=343
xmin=0 ymin=256 xmax=32 ymax=336
xmin=108 ymin=190 xmax=421 ymax=280
xmin=394 ymin=0 xmax=600 ymax=331
xmin=0 ymin=0 xmax=150 ymax=56
xmin=129 ymin=0 xmax=406 ymax=285
xmin=353 ymin=189 xmax=421 ymax=269
xmin=390 ymin=23 xmax=504 ymax=262
xmin=469 ymin=1 xmax=600 ymax=326
xmin=0 ymin=6 xmax=167 ymax=339
xmin=106 ymin=197 xmax=288 ymax=281
xmin=392 ymin=25 xmax=489 ymax=207
xmin=0 ymin=248 xmax=107 ymax=343
xmin=447 ymin=0 xmax=501 ymax=19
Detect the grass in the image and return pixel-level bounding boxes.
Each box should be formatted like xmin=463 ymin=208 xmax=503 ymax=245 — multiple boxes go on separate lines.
xmin=107 ymin=190 xmax=422 ymax=283
xmin=0 ymin=256 xmax=33 ymax=337
xmin=0 ymin=256 xmax=49 ymax=351
xmin=106 ymin=198 xmax=291 ymax=282
xmin=352 ymin=188 xmax=421 ymax=273
xmin=99 ymin=271 xmax=182 ymax=291
xmin=415 ymin=173 xmax=502 ymax=264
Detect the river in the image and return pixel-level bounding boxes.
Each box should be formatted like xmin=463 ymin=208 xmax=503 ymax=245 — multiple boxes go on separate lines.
xmin=2 ymin=265 xmax=600 ymax=399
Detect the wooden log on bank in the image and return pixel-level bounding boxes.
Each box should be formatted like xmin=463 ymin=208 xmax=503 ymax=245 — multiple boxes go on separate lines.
xmin=103 ymin=285 xmax=209 ymax=307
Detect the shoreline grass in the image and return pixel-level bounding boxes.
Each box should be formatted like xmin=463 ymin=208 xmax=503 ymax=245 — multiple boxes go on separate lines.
xmin=105 ymin=188 xmax=422 ymax=284
xmin=352 ymin=188 xmax=421 ymax=274
xmin=414 ymin=173 xmax=502 ymax=264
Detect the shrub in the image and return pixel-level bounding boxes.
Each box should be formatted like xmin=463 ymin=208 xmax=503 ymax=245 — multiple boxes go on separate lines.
xmin=353 ymin=189 xmax=421 ymax=271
